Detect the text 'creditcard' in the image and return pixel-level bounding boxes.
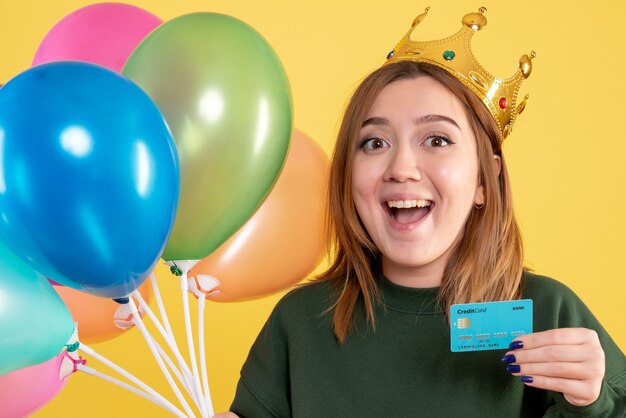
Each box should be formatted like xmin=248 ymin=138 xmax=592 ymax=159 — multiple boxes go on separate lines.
xmin=450 ymin=299 xmax=533 ymax=352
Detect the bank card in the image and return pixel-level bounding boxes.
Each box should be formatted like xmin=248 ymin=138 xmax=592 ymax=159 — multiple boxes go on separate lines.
xmin=450 ymin=299 xmax=533 ymax=352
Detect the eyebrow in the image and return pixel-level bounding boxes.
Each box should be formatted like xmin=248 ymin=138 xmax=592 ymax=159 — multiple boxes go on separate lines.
xmin=362 ymin=114 xmax=461 ymax=130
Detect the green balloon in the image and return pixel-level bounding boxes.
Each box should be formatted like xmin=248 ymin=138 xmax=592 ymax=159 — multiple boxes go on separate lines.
xmin=123 ymin=13 xmax=292 ymax=262
xmin=0 ymin=239 xmax=74 ymax=376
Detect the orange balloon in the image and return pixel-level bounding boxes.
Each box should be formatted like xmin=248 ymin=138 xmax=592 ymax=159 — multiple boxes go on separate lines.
xmin=189 ymin=129 xmax=329 ymax=301
xmin=52 ymin=279 xmax=152 ymax=344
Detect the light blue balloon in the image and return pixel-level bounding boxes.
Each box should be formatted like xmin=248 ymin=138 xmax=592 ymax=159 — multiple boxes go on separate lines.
xmin=0 ymin=62 xmax=179 ymax=298
xmin=0 ymin=238 xmax=74 ymax=376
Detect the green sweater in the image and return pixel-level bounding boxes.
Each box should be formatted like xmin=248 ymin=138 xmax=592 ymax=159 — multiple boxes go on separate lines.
xmin=231 ymin=272 xmax=626 ymax=417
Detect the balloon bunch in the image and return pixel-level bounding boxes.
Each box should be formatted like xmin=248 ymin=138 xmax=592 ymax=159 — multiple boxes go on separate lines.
xmin=0 ymin=3 xmax=328 ymax=417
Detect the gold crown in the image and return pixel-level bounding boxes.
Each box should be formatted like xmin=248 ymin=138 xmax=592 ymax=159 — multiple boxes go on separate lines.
xmin=385 ymin=7 xmax=535 ymax=140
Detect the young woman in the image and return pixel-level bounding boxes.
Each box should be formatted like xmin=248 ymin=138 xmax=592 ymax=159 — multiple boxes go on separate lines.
xmin=219 ymin=8 xmax=626 ymax=418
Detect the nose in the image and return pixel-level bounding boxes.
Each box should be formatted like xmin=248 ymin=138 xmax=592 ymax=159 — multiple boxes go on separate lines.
xmin=383 ymin=143 xmax=421 ymax=182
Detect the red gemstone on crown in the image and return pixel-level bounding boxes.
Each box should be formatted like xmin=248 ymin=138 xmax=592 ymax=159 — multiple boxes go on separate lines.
xmin=499 ymin=97 xmax=507 ymax=109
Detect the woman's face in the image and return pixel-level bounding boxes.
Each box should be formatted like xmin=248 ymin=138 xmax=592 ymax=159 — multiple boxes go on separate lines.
xmin=351 ymin=76 xmax=484 ymax=287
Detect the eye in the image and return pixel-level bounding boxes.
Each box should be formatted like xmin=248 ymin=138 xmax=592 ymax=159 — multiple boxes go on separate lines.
xmin=423 ymin=135 xmax=454 ymax=147
xmin=359 ymin=137 xmax=390 ymax=151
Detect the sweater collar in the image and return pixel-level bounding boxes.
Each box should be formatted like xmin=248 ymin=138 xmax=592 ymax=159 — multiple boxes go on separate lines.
xmin=378 ymin=272 xmax=444 ymax=314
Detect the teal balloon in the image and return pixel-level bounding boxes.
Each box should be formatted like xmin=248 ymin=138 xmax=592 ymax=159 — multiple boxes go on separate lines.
xmin=0 ymin=239 xmax=74 ymax=376
xmin=123 ymin=13 xmax=292 ymax=262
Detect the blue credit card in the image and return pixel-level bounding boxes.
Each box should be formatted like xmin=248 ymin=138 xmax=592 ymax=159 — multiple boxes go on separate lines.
xmin=450 ymin=299 xmax=533 ymax=352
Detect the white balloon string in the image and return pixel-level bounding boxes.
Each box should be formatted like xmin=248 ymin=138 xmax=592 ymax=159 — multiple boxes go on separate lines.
xmin=197 ymin=295 xmax=215 ymax=416
xmin=128 ymin=298 xmax=197 ymax=418
xmin=77 ymin=364 xmax=186 ymax=418
xmin=133 ymin=289 xmax=196 ymax=386
xmin=181 ymin=273 xmax=208 ymax=418
xmin=78 ymin=344 xmax=183 ymax=416
xmin=149 ymin=333 xmax=202 ymax=408
xmin=149 ymin=272 xmax=177 ymax=343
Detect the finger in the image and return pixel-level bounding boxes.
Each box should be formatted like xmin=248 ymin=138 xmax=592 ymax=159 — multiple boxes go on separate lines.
xmin=505 ymin=344 xmax=589 ymax=364
xmin=507 ymin=361 xmax=591 ymax=380
xmin=519 ymin=375 xmax=601 ymax=406
xmin=510 ymin=328 xmax=599 ymax=350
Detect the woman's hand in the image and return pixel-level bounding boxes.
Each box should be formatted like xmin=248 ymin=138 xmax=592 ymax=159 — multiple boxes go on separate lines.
xmin=502 ymin=328 xmax=605 ymax=406
xmin=212 ymin=413 xmax=239 ymax=418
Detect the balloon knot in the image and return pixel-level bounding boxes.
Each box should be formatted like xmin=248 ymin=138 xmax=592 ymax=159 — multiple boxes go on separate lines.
xmin=66 ymin=341 xmax=80 ymax=352
xmin=170 ymin=265 xmax=183 ymax=276
xmin=73 ymin=356 xmax=87 ymax=372
xmin=112 ymin=297 xmax=130 ymax=304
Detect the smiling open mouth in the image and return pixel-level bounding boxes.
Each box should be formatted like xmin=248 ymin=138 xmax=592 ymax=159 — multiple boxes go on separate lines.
xmin=383 ymin=199 xmax=433 ymax=225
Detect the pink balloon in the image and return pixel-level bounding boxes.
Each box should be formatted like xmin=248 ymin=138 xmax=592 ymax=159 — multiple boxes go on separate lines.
xmin=32 ymin=3 xmax=162 ymax=72
xmin=0 ymin=351 xmax=80 ymax=417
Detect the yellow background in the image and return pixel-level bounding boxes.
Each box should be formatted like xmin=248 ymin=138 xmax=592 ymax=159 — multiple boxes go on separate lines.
xmin=0 ymin=0 xmax=623 ymax=416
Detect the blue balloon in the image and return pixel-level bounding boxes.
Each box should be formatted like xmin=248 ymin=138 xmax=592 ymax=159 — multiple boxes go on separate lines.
xmin=0 ymin=62 xmax=179 ymax=298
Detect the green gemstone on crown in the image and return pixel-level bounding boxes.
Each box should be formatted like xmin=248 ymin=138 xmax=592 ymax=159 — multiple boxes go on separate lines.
xmin=443 ymin=50 xmax=456 ymax=61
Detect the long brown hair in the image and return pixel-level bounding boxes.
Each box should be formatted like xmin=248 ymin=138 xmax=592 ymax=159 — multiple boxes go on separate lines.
xmin=317 ymin=61 xmax=524 ymax=343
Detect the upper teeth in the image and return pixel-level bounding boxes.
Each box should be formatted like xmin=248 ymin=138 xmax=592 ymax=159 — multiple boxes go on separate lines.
xmin=386 ymin=200 xmax=431 ymax=209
